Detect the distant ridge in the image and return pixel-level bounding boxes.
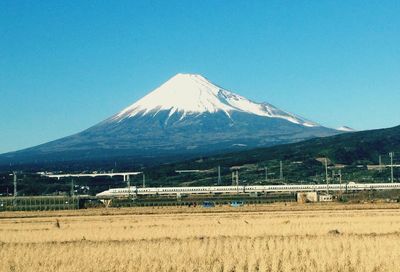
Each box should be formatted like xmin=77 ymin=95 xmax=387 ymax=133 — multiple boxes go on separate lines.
xmin=141 ymin=124 xmax=400 ymax=186
xmin=178 ymin=124 xmax=400 ymax=167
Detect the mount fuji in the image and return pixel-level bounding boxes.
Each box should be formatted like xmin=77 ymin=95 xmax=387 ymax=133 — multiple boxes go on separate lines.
xmin=0 ymin=73 xmax=340 ymax=167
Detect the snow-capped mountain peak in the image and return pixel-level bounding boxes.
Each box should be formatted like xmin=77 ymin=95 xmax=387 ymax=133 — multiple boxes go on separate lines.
xmin=0 ymin=73 xmax=343 ymax=167
xmin=116 ymin=73 xmax=232 ymax=118
xmin=337 ymin=126 xmax=356 ymax=132
xmin=113 ymin=73 xmax=318 ymax=127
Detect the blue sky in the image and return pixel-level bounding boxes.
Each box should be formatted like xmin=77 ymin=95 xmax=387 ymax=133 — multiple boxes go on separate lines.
xmin=1 ymin=0 xmax=400 ymax=153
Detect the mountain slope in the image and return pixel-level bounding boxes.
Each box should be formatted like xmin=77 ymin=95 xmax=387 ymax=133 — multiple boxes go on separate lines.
xmin=171 ymin=124 xmax=400 ymax=169
xmin=0 ymin=73 xmax=339 ymax=167
xmin=139 ymin=125 xmax=399 ymax=186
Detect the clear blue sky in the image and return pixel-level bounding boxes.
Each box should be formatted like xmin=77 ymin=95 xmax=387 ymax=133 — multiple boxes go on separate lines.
xmin=1 ymin=1 xmax=400 ymax=154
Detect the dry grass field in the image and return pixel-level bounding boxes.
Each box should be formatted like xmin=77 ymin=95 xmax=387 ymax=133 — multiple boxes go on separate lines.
xmin=1 ymin=203 xmax=400 ymax=272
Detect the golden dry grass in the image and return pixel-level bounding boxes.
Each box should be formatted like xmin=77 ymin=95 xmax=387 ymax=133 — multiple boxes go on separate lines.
xmin=1 ymin=203 xmax=400 ymax=272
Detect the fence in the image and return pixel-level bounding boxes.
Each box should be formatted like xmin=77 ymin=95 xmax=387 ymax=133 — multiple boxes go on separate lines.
xmin=0 ymin=196 xmax=79 ymax=211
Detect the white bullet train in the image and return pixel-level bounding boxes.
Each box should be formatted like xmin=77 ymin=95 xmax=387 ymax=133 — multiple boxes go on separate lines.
xmin=96 ymin=182 xmax=400 ymax=198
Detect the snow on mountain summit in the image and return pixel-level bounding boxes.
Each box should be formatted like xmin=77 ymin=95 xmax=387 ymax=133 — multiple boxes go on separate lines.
xmin=116 ymin=74 xmax=233 ymax=118
xmin=114 ymin=73 xmax=318 ymax=127
xmin=337 ymin=126 xmax=356 ymax=132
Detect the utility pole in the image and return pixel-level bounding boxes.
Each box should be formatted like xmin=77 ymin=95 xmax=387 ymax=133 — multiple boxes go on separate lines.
xmin=217 ymin=166 xmax=221 ymax=185
xmin=142 ymin=172 xmax=146 ymax=188
xmin=379 ymin=155 xmax=382 ymax=173
xmin=127 ymin=175 xmax=131 ymax=197
xmin=13 ymin=172 xmax=17 ymax=197
xmin=236 ymin=170 xmax=239 ymax=187
xmin=231 ymin=167 xmax=239 ymax=190
xmin=70 ymin=178 xmax=75 ymax=197
xmin=279 ymin=161 xmax=283 ymax=181
xmin=12 ymin=172 xmax=18 ymax=207
xmin=264 ymin=166 xmax=268 ymax=182
xmin=389 ymin=152 xmax=394 ymax=183
xmin=338 ymin=169 xmax=342 ymax=194
xmin=235 ymin=169 xmax=239 ymax=193
xmin=325 ymin=158 xmax=329 ymax=194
